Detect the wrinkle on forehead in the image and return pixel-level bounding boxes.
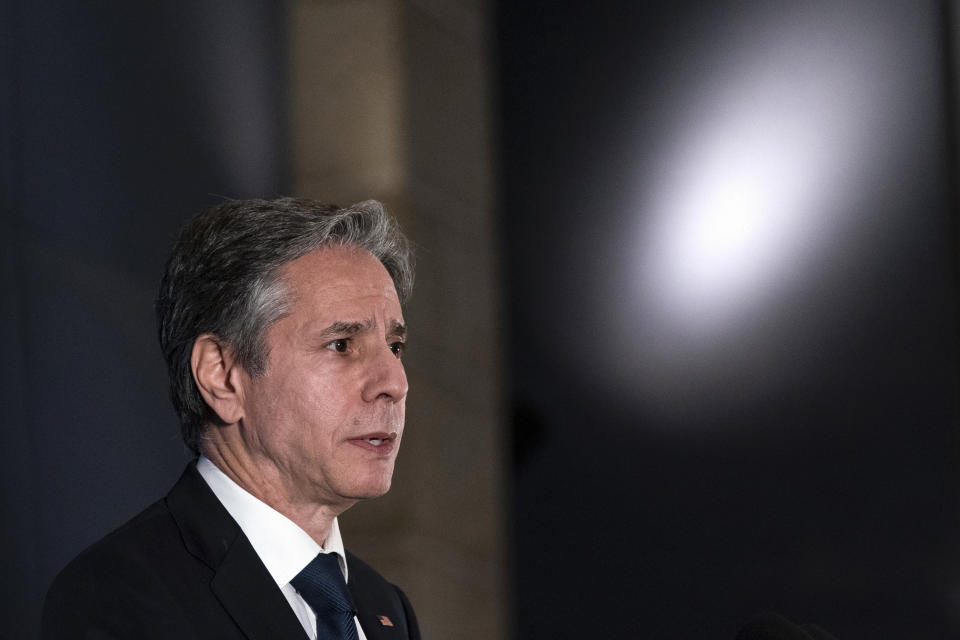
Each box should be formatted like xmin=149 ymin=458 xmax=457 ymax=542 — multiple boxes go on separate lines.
xmin=276 ymin=246 xmax=405 ymax=336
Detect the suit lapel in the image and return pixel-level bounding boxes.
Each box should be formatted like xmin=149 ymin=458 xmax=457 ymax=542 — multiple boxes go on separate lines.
xmin=355 ymin=605 xmax=401 ymax=640
xmin=211 ymin=535 xmax=309 ymax=640
xmin=166 ymin=463 xmax=308 ymax=640
xmin=356 ymin=611 xmax=388 ymax=640
xmin=347 ymin=553 xmax=410 ymax=640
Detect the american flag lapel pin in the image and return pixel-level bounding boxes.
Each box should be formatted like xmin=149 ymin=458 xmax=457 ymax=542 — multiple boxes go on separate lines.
xmin=378 ymin=615 xmax=394 ymax=627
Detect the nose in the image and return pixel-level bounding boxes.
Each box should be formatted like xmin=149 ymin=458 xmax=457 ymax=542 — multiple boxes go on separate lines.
xmin=361 ymin=343 xmax=409 ymax=403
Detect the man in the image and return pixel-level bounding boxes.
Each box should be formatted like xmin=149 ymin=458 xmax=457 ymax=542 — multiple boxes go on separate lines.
xmin=42 ymin=198 xmax=420 ymax=639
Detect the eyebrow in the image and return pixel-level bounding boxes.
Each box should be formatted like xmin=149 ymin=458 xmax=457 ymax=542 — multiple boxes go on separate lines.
xmin=317 ymin=318 xmax=407 ymax=339
xmin=389 ymin=320 xmax=407 ymax=339
xmin=318 ymin=320 xmax=374 ymax=339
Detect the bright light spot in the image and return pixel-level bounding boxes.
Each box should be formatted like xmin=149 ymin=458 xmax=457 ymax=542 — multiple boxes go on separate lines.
xmin=636 ymin=11 xmax=886 ymax=338
xmin=659 ymin=122 xmax=813 ymax=319
xmin=595 ymin=3 xmax=916 ymax=421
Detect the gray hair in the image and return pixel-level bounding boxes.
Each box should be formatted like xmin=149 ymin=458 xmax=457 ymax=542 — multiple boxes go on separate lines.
xmin=156 ymin=197 xmax=414 ymax=454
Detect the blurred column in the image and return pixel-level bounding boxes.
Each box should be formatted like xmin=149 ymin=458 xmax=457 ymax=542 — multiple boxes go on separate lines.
xmin=288 ymin=2 xmax=506 ymax=639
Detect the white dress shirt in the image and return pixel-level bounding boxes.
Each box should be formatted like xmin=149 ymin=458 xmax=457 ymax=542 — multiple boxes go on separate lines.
xmin=197 ymin=456 xmax=368 ymax=640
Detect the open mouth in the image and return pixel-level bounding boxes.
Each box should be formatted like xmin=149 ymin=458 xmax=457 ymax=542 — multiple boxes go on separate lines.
xmin=350 ymin=432 xmax=398 ymax=452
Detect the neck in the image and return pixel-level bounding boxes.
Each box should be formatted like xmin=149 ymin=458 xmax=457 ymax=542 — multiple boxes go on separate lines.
xmin=201 ymin=440 xmax=351 ymax=547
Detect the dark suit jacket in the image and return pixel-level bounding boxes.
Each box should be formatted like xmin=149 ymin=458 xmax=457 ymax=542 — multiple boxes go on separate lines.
xmin=42 ymin=463 xmax=420 ymax=640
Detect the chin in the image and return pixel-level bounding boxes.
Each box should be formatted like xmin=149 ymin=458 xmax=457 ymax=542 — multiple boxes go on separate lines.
xmin=361 ymin=479 xmax=393 ymax=499
xmin=343 ymin=475 xmax=394 ymax=501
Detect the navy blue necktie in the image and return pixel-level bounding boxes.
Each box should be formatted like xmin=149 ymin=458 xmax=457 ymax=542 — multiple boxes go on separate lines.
xmin=291 ymin=553 xmax=360 ymax=640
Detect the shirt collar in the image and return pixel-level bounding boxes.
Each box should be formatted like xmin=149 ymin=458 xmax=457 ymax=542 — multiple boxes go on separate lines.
xmin=196 ymin=456 xmax=349 ymax=587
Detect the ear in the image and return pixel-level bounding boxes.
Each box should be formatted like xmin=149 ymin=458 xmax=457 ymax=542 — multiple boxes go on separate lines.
xmin=191 ymin=334 xmax=245 ymax=425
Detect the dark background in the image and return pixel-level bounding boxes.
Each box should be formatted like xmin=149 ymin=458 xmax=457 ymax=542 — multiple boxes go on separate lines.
xmin=1 ymin=3 xmax=289 ymax=639
xmin=3 ymin=1 xmax=959 ymax=639
xmin=500 ymin=1 xmax=960 ymax=638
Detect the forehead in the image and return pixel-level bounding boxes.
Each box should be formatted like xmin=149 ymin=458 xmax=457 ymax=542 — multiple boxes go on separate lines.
xmin=280 ymin=244 xmax=400 ymax=309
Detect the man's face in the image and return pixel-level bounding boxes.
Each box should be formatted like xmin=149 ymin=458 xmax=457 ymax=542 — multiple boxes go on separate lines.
xmin=237 ymin=244 xmax=408 ymax=509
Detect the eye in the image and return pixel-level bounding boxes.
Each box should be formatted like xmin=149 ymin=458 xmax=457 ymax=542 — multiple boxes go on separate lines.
xmin=328 ymin=338 xmax=351 ymax=353
xmin=389 ymin=341 xmax=405 ymax=359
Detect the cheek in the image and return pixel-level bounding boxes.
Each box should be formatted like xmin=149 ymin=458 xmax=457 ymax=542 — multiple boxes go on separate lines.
xmin=290 ymin=376 xmax=354 ymax=437
xmin=253 ymin=375 xmax=326 ymax=437
xmin=254 ymin=364 xmax=360 ymax=447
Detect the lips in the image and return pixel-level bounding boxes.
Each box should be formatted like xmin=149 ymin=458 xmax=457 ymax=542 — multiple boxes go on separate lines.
xmin=348 ymin=432 xmax=398 ymax=454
